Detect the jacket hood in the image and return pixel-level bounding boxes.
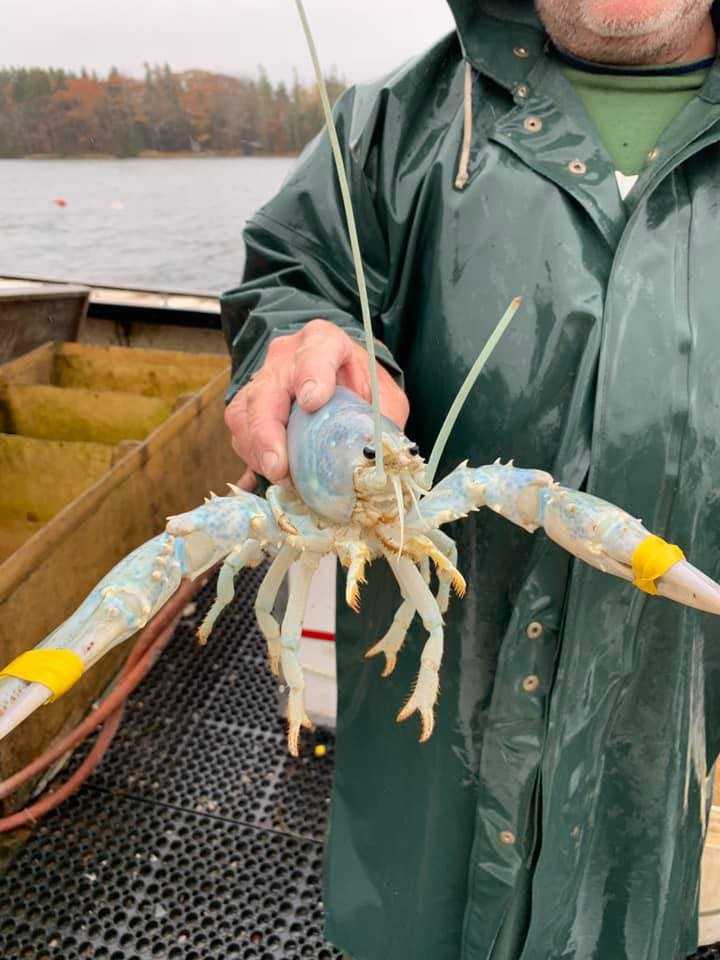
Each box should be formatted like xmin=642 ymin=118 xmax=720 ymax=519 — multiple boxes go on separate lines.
xmin=444 ymin=0 xmax=546 ymax=89
xmin=446 ymin=0 xmax=542 ymax=37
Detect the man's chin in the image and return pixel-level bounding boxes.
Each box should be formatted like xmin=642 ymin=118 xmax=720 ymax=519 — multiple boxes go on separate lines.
xmin=536 ymin=0 xmax=714 ymax=66
xmin=580 ymin=1 xmax=682 ymax=39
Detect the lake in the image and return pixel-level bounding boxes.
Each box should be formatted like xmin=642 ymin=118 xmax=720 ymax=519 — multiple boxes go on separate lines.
xmin=0 ymin=157 xmax=296 ymax=294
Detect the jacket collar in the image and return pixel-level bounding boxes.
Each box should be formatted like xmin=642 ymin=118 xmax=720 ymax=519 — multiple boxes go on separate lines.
xmin=446 ymin=0 xmax=720 ymax=104
xmin=445 ymin=0 xmax=545 ymax=90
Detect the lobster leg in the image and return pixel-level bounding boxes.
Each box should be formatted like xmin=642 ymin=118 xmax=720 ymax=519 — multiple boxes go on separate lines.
xmin=279 ymin=550 xmax=321 ymax=756
xmin=365 ymin=598 xmax=415 ymax=678
xmin=365 ymin=558 xmax=429 ymax=677
xmin=197 ymin=540 xmax=265 ymax=644
xmin=254 ymin=544 xmax=300 ymax=676
xmin=427 ymin=530 xmax=459 ymax=614
xmin=385 ymin=552 xmax=445 ymax=742
xmin=336 ymin=536 xmax=372 ymax=613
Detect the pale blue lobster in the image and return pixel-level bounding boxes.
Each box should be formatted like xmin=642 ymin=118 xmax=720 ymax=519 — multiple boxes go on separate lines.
xmin=2 ymin=0 xmax=720 ymax=756
xmin=1 ymin=385 xmax=719 ymax=756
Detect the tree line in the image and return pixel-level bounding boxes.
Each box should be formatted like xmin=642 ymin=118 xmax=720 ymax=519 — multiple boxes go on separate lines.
xmin=0 ymin=64 xmax=346 ymax=158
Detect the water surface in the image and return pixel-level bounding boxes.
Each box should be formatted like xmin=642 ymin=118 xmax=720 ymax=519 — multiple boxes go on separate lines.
xmin=0 ymin=157 xmax=295 ymax=293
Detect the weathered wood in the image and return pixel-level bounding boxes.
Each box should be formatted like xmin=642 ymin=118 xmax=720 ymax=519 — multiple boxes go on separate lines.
xmin=0 ymin=286 xmax=89 ymax=363
xmin=0 ymin=342 xmax=240 ymax=811
xmin=0 ymin=383 xmax=172 ymax=445
xmin=56 ymin=341 xmax=225 ymax=399
xmin=700 ymin=805 xmax=720 ymax=946
xmin=79 ymin=316 xmax=227 ymax=355
xmin=0 ymin=433 xmax=114 ymax=562
xmin=0 ymin=341 xmax=54 ymax=386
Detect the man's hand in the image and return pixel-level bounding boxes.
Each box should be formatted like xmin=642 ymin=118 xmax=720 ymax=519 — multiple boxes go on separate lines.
xmin=225 ymin=319 xmax=409 ymax=485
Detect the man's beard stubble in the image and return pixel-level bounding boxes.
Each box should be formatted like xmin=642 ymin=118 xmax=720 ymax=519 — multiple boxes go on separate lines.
xmin=535 ymin=0 xmax=714 ymax=64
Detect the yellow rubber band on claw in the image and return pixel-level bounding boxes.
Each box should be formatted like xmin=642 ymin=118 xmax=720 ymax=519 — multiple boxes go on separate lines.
xmin=632 ymin=535 xmax=685 ymax=596
xmin=0 ymin=650 xmax=85 ymax=702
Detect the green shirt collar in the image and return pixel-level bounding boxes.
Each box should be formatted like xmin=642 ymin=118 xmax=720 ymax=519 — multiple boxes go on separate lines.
xmin=555 ymin=47 xmax=716 ymax=78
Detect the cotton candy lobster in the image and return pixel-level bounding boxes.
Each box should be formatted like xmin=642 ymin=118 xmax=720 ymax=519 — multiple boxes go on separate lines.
xmin=2 ymin=1 xmax=720 ymax=758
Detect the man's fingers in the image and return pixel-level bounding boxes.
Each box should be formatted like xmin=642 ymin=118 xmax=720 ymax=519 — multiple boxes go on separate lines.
xmin=237 ymin=469 xmax=257 ymax=491
xmin=252 ymin=419 xmax=288 ymax=481
xmin=225 ymin=376 xmax=291 ymax=481
xmin=225 ymin=392 xmax=251 ymax=460
xmin=379 ymin=368 xmax=410 ymax=428
xmin=336 ymin=351 xmax=371 ymax=403
xmin=336 ymin=343 xmax=410 ymax=428
xmin=223 ymin=322 xmax=411 ymax=486
xmin=244 ymin=375 xmax=291 ymax=481
xmin=292 ymin=329 xmax=354 ymax=411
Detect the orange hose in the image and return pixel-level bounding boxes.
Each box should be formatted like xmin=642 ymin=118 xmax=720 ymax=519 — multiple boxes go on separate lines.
xmin=0 ymin=690 xmax=127 ymax=831
xmin=0 ymin=574 xmax=210 ymax=824
xmin=0 ymin=615 xmax=179 ymax=831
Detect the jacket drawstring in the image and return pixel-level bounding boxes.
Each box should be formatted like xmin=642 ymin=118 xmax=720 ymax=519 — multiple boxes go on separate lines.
xmin=454 ymin=61 xmax=473 ymax=190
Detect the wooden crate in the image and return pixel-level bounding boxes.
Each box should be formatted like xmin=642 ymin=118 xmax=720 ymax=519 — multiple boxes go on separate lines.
xmin=0 ymin=342 xmax=239 ymax=810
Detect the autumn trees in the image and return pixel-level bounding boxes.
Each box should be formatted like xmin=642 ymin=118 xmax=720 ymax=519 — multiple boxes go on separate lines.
xmin=0 ymin=65 xmax=345 ymax=158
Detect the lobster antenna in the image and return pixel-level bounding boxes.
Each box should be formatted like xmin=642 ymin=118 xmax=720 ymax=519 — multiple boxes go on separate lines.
xmin=425 ymin=296 xmax=523 ymax=487
xmin=293 ymin=0 xmax=386 ymax=485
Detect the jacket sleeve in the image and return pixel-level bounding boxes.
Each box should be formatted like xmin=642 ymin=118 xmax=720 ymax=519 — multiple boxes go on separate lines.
xmin=220 ymin=84 xmax=403 ymax=403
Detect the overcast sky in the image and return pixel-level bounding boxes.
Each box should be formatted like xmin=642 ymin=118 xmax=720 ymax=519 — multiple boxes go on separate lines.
xmin=2 ymin=1 xmax=455 ymax=83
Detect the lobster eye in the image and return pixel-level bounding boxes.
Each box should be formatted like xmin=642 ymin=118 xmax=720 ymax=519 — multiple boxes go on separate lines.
xmin=408 ymin=444 xmax=419 ymax=457
xmin=362 ymin=446 xmax=376 ymax=461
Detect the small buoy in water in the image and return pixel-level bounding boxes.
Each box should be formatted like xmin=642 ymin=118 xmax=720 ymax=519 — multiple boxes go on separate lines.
xmin=314 ymin=744 xmax=327 ymax=758
xmin=53 ymin=197 xmax=67 ymax=207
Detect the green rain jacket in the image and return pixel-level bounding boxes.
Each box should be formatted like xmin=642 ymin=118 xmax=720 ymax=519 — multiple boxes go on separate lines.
xmin=221 ymin=2 xmax=720 ymax=957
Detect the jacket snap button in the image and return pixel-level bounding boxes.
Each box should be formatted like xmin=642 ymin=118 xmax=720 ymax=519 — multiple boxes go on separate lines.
xmin=500 ymin=830 xmax=516 ymax=845
xmin=523 ymin=116 xmax=543 ymax=133
xmin=522 ymin=674 xmax=540 ymax=693
xmin=568 ymin=159 xmax=587 ymax=176
xmin=513 ymin=45 xmax=529 ymax=59
xmin=515 ymin=83 xmax=530 ymax=99
xmin=526 ymin=621 xmax=543 ymax=639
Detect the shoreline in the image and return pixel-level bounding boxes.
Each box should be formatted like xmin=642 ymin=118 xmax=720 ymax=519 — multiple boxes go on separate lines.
xmin=3 ymin=150 xmax=299 ymax=161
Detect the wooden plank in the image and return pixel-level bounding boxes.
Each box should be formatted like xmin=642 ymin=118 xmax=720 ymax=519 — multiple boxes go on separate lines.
xmin=56 ymin=342 xmax=227 ymax=399
xmin=699 ymin=770 xmax=720 ymax=945
xmin=700 ymin=805 xmax=720 ymax=946
xmin=0 ymin=383 xmax=172 ymax=445
xmin=79 ymin=316 xmax=227 ymax=355
xmin=59 ymin=340 xmax=227 ymax=371
xmin=0 ymin=433 xmax=114 ymax=525
xmin=0 ymin=341 xmax=55 ymax=386
xmin=0 ymin=289 xmax=89 ymax=363
xmin=0 ymin=284 xmax=90 ymax=303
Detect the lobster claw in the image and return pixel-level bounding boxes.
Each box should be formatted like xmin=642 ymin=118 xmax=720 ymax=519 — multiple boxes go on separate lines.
xmin=651 ymin=558 xmax=720 ymax=615
xmin=540 ymin=486 xmax=720 ymax=616
xmin=0 ymin=533 xmax=186 ymax=741
xmin=0 ymin=491 xmax=281 ymax=744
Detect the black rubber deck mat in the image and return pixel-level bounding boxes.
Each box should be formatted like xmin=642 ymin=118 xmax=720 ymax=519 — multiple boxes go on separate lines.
xmin=0 ymin=565 xmax=716 ymax=959
xmin=0 ymin=566 xmax=341 ymax=959
xmin=62 ymin=565 xmax=336 ymax=843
